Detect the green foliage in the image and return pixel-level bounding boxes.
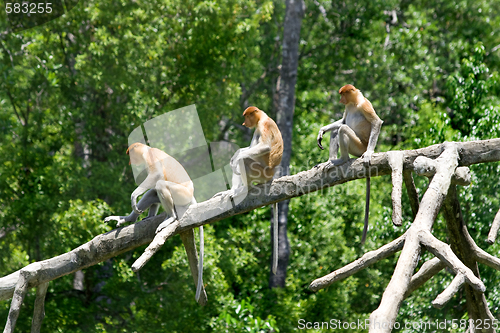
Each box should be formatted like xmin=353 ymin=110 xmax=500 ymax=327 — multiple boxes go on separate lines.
xmin=446 ymin=43 xmax=500 ymax=136
xmin=210 ymin=298 xmax=279 ymax=333
xmin=1 ymin=0 xmax=500 ymax=331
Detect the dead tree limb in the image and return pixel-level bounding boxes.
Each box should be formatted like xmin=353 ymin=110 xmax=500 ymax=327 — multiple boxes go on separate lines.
xmin=367 ymin=144 xmax=461 ymax=332
xmin=387 ymin=151 xmax=404 ymax=226
xmin=404 ymin=257 xmax=446 ymax=298
xmin=31 ymin=282 xmax=49 ymax=333
xmin=1 ymin=139 xmax=500 ymax=333
xmin=309 ymin=233 xmax=406 ymax=291
xmin=487 ymin=207 xmax=500 ymax=244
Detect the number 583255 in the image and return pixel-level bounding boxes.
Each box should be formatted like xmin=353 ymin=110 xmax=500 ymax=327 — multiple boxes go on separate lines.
xmin=5 ymin=2 xmax=52 ymax=14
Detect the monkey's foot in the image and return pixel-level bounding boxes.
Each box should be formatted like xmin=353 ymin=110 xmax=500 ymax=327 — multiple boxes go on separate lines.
xmin=104 ymin=216 xmax=127 ymax=227
xmin=330 ymin=158 xmax=348 ymax=166
xmin=212 ymin=189 xmax=235 ymax=199
xmin=314 ymin=161 xmax=329 ymax=168
xmin=156 ymin=217 xmax=177 ymax=234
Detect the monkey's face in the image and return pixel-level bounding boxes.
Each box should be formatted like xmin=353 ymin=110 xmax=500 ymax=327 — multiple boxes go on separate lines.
xmin=340 ymin=93 xmax=347 ymax=105
xmin=129 ymin=151 xmax=143 ymax=165
xmin=127 ymin=143 xmax=146 ymax=165
xmin=340 ymin=89 xmax=356 ymax=105
xmin=243 ymin=111 xmax=258 ymax=128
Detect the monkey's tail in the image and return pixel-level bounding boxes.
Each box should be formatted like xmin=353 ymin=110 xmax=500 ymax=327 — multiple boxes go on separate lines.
xmin=361 ymin=177 xmax=370 ymax=244
xmin=272 ymin=202 xmax=278 ymax=275
xmin=195 ymin=225 xmax=204 ymax=302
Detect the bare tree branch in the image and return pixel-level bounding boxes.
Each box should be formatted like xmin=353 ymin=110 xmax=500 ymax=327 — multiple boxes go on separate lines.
xmin=487 ymin=207 xmax=500 ymax=244
xmin=309 ymin=233 xmax=406 ymax=291
xmin=369 ymin=143 xmax=460 ymax=332
xmin=404 ymin=257 xmax=446 ymax=298
xmin=431 ymin=273 xmax=465 ymax=308
xmin=387 ymin=151 xmax=404 ymax=226
xmin=419 ymin=231 xmax=485 ymax=292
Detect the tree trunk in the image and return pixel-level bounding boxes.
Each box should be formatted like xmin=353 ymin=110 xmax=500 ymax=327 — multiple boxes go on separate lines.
xmin=442 ymin=186 xmax=495 ymax=332
xmin=271 ymin=0 xmax=305 ymax=288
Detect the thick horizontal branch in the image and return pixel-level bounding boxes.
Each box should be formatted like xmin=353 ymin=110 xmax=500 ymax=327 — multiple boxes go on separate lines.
xmin=0 ymin=139 xmax=499 ymax=302
xmin=0 ymin=213 xmax=165 ymax=301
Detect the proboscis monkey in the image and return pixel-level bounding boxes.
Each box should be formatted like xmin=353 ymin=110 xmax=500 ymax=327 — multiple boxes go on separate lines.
xmin=218 ymin=106 xmax=283 ymax=274
xmin=104 ymin=143 xmax=204 ymax=302
xmin=317 ymin=84 xmax=383 ymax=244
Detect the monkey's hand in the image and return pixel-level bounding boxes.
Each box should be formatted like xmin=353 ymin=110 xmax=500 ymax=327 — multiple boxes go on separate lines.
xmin=104 ymin=216 xmax=127 ymax=227
xmin=361 ymin=150 xmax=373 ymax=165
xmin=317 ymin=130 xmax=325 ymax=150
xmin=131 ymin=198 xmax=144 ymax=215
xmin=156 ymin=217 xmax=176 ymax=234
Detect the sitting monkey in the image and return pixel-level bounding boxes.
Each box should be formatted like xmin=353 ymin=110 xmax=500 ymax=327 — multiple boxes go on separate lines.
xmin=105 ymin=143 xmax=204 ymax=302
xmin=317 ymin=84 xmax=383 ymax=243
xmin=217 ymin=106 xmax=284 ymax=274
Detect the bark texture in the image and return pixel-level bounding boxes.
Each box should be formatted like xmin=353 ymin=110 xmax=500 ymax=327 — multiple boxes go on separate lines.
xmin=271 ymin=0 xmax=305 ymax=288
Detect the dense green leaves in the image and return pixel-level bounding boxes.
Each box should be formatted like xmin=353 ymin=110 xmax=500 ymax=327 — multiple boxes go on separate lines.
xmin=1 ymin=0 xmax=500 ymax=331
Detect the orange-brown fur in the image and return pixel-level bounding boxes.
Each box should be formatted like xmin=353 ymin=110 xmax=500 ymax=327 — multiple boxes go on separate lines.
xmin=318 ymin=85 xmax=383 ymax=244
xmin=242 ymin=106 xmax=283 ymax=172
xmin=124 ymin=142 xmax=203 ymax=302
xmin=127 ymin=143 xmax=193 ymax=192
xmin=240 ymin=106 xmax=283 ymax=274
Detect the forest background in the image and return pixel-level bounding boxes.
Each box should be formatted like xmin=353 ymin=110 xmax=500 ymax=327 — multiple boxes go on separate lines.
xmin=1 ymin=0 xmax=500 ymax=332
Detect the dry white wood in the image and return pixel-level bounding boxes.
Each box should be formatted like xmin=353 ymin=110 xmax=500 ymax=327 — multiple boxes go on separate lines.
xmin=387 ymin=151 xmax=404 ymax=226
xmin=132 ymin=220 xmax=180 ymax=272
xmin=487 ymin=207 xmax=500 ymax=244
xmin=309 ymin=233 xmax=406 ymax=291
xmin=404 ymin=257 xmax=446 ymax=298
xmin=452 ymin=212 xmax=500 ymax=272
xmin=474 ymin=246 xmax=500 ymax=271
xmin=419 ymin=230 xmax=485 ymax=292
xmin=369 ymin=143 xmax=459 ymax=333
xmin=431 ymin=273 xmax=465 ymax=308
xmin=414 ymin=159 xmax=470 ymax=186
xmin=452 ymin=167 xmax=471 ymax=186
xmin=30 ymin=282 xmax=49 ymax=333
xmin=4 ymin=265 xmax=39 ymax=333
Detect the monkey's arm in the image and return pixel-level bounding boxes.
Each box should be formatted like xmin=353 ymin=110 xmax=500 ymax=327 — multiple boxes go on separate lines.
xmin=105 ymin=189 xmax=160 ymax=227
xmin=360 ymin=101 xmax=383 ymax=164
xmin=317 ymin=118 xmax=344 ymax=150
xmin=131 ymin=174 xmax=160 ymax=214
xmin=237 ymin=142 xmax=271 ymax=160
